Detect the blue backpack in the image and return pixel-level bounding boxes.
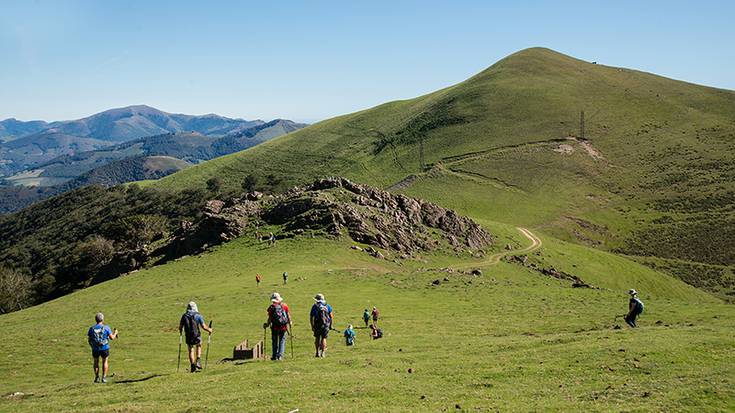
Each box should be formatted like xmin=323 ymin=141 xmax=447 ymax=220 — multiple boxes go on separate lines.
xmin=91 ymin=325 xmax=108 ymax=348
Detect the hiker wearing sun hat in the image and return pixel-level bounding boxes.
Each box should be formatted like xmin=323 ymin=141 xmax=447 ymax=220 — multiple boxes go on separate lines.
xmin=263 ymin=292 xmax=291 ymax=360
xmin=310 ymin=293 xmax=333 ymax=357
xmin=625 ymin=289 xmax=644 ymax=328
xmin=179 ymin=301 xmax=213 ymax=372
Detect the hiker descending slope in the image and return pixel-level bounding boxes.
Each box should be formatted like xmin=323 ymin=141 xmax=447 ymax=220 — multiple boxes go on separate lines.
xmin=371 ymin=306 xmax=380 ymax=327
xmin=263 ymin=292 xmax=291 ymax=360
xmin=87 ymin=312 xmax=118 ymax=383
xmin=179 ymin=302 xmax=213 ymax=372
xmin=362 ymin=308 xmax=370 ymax=328
xmin=625 ymin=289 xmax=645 ymax=328
xmin=256 ymin=273 xmax=262 ymax=287
xmin=282 ymin=271 xmax=288 ymax=285
xmin=344 ymin=324 xmax=356 ymax=346
xmin=370 ymin=323 xmax=383 ymax=340
xmin=310 ymin=293 xmax=333 ymax=357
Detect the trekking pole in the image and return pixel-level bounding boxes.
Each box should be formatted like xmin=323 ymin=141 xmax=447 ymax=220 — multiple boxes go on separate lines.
xmin=177 ymin=332 xmax=182 ymax=372
xmin=288 ymin=327 xmax=294 ymax=359
xmin=205 ymin=320 xmax=213 ymax=369
xmin=263 ymin=326 xmax=267 ymax=360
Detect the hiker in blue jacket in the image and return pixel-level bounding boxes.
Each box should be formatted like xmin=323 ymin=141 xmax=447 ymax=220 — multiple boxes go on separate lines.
xmin=87 ymin=312 xmax=118 ymax=383
xmin=625 ymin=289 xmax=645 ymax=328
xmin=179 ymin=302 xmax=213 ymax=372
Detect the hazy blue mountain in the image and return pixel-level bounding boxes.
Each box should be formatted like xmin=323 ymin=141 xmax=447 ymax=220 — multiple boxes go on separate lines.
xmin=0 ymin=105 xmax=279 ymax=176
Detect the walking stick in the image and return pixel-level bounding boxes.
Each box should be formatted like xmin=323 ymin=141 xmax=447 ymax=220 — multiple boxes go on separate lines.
xmin=263 ymin=326 xmax=267 ymax=360
xmin=177 ymin=332 xmax=182 ymax=372
xmin=288 ymin=326 xmax=294 ymax=359
xmin=205 ymin=320 xmax=213 ymax=369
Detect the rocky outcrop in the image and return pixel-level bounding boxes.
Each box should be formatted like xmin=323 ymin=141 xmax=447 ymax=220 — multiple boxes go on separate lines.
xmin=162 ymin=177 xmax=492 ymax=259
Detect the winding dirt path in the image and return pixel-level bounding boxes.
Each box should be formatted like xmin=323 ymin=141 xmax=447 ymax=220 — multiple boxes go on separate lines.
xmin=452 ymin=227 xmax=541 ymax=269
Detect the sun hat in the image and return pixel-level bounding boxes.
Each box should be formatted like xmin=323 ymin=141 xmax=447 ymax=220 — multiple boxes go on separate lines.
xmin=271 ymin=292 xmax=282 ymax=303
xmin=628 ymin=289 xmax=637 ymax=296
xmin=314 ymin=293 xmax=325 ymax=302
xmin=187 ymin=301 xmax=198 ymax=312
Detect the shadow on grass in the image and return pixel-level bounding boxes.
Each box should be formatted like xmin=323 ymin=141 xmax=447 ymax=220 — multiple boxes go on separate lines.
xmin=114 ymin=374 xmax=165 ymax=384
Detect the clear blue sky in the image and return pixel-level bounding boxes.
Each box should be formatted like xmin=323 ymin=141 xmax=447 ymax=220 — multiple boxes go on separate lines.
xmin=1 ymin=0 xmax=733 ymax=122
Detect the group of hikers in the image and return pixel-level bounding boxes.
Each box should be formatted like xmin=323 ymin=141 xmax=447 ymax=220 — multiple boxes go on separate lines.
xmin=256 ymin=272 xmax=287 ymax=286
xmin=86 ymin=289 xmax=643 ymax=383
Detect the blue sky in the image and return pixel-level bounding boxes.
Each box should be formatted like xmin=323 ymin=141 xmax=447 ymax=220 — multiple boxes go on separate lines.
xmin=1 ymin=0 xmax=733 ymax=122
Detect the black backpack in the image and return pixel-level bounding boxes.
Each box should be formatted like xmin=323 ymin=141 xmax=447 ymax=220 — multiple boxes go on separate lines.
xmin=375 ymin=329 xmax=383 ymax=339
xmin=271 ymin=304 xmax=290 ymax=327
xmin=313 ymin=303 xmax=331 ymax=330
xmin=182 ymin=312 xmax=200 ymax=341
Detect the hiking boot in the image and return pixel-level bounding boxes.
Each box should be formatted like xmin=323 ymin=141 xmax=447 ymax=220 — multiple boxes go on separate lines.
xmin=101 ymin=377 xmax=107 ymax=384
xmin=196 ymin=358 xmax=202 ymax=369
xmin=94 ymin=376 xmax=100 ymax=383
xmin=190 ymin=364 xmax=197 ymax=373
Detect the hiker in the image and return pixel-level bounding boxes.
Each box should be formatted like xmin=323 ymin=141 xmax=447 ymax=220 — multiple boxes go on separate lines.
xmin=344 ymin=324 xmax=356 ymax=346
xmin=371 ymin=306 xmax=380 ymax=326
xmin=263 ymin=292 xmax=291 ymax=360
xmin=362 ymin=308 xmax=370 ymax=328
xmin=268 ymin=232 xmax=276 ymax=246
xmin=310 ymin=293 xmax=333 ymax=357
xmin=179 ymin=301 xmax=213 ymax=372
xmin=625 ymin=289 xmax=644 ymax=328
xmin=87 ymin=312 xmax=118 ymax=383
xmin=256 ymin=273 xmax=262 ymax=287
xmin=369 ymin=323 xmax=383 ymax=340
xmin=282 ymin=271 xmax=288 ymax=285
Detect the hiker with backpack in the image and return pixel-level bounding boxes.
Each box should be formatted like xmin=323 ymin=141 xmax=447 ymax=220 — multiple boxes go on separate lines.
xmin=282 ymin=271 xmax=288 ymax=285
xmin=344 ymin=324 xmax=356 ymax=346
xmin=370 ymin=323 xmax=383 ymax=340
xmin=263 ymin=292 xmax=291 ymax=360
xmin=625 ymin=289 xmax=645 ymax=328
xmin=310 ymin=293 xmax=333 ymax=357
xmin=179 ymin=301 xmax=213 ymax=372
xmin=87 ymin=312 xmax=118 ymax=383
xmin=256 ymin=273 xmax=262 ymax=287
xmin=362 ymin=308 xmax=370 ymax=328
xmin=371 ymin=306 xmax=380 ymax=327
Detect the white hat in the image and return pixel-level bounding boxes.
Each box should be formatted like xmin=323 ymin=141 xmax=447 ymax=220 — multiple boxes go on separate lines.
xmin=628 ymin=289 xmax=637 ymax=296
xmin=271 ymin=292 xmax=282 ymax=303
xmin=187 ymin=301 xmax=198 ymax=312
xmin=314 ymin=293 xmax=325 ymax=302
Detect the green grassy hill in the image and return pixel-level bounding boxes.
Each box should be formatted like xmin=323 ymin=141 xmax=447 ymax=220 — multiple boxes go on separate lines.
xmin=1 ymin=223 xmax=732 ymax=412
xmin=151 ymin=47 xmax=735 ymax=297
xmin=1 ymin=48 xmax=733 ymax=411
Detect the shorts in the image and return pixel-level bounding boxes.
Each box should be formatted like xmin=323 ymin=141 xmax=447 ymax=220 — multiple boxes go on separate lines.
xmin=92 ymin=349 xmax=109 ymax=358
xmin=186 ymin=336 xmax=202 ymax=346
xmin=314 ymin=327 xmax=329 ymax=339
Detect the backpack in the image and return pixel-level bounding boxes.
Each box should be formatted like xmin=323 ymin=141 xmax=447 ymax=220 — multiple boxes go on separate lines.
xmin=182 ymin=312 xmax=200 ymax=341
xmin=633 ymin=298 xmax=644 ymax=314
xmin=374 ymin=328 xmax=383 ymax=339
xmin=313 ymin=303 xmax=331 ymax=330
xmin=91 ymin=325 xmax=108 ymax=347
xmin=271 ymin=303 xmax=290 ymax=327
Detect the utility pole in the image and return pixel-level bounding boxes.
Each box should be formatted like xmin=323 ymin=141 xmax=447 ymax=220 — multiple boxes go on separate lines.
xmin=579 ymin=110 xmax=585 ymax=140
xmin=419 ymin=135 xmax=425 ymax=171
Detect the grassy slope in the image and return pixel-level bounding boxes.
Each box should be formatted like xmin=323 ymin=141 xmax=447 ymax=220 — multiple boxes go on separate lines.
xmin=1 ymin=224 xmax=731 ymax=412
xmin=149 ymin=47 xmax=735 ymax=296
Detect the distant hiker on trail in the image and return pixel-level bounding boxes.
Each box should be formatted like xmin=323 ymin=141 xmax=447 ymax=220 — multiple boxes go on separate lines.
xmin=344 ymin=324 xmax=356 ymax=346
xmin=362 ymin=308 xmax=370 ymax=328
xmin=268 ymin=232 xmax=276 ymax=246
xmin=370 ymin=323 xmax=383 ymax=340
xmin=371 ymin=306 xmax=380 ymax=326
xmin=282 ymin=272 xmax=288 ymax=285
xmin=87 ymin=312 xmax=118 ymax=383
xmin=256 ymin=273 xmax=262 ymax=286
xmin=310 ymin=293 xmax=333 ymax=357
xmin=263 ymin=292 xmax=291 ymax=360
xmin=625 ymin=289 xmax=644 ymax=328
xmin=179 ymin=301 xmax=213 ymax=372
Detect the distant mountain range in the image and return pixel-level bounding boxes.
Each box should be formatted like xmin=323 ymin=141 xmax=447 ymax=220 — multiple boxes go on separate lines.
xmin=0 ymin=105 xmax=279 ymax=176
xmin=0 ymin=106 xmax=306 ymax=212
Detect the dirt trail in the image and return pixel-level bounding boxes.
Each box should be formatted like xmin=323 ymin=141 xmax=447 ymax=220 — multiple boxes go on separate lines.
xmin=452 ymin=227 xmax=541 ymax=269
